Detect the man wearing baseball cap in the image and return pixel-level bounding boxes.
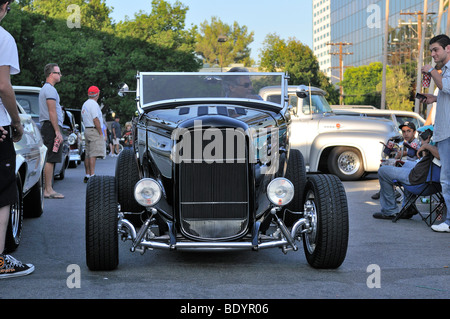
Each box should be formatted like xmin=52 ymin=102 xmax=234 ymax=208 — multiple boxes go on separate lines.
xmin=81 ymin=86 xmax=105 ymax=183
xmin=397 ymin=122 xmax=420 ymax=162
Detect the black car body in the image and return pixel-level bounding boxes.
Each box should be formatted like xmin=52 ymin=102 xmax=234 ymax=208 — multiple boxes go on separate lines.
xmin=86 ymin=72 xmax=349 ymax=270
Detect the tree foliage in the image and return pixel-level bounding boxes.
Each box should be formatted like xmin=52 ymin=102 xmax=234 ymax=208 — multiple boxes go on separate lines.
xmin=259 ymin=33 xmax=339 ymax=104
xmin=341 ymin=62 xmax=414 ymax=110
xmin=3 ymin=0 xmax=201 ymax=122
xmin=340 ymin=62 xmax=383 ymax=107
xmin=195 ymin=16 xmax=254 ymax=67
xmin=376 ymin=66 xmax=414 ymax=111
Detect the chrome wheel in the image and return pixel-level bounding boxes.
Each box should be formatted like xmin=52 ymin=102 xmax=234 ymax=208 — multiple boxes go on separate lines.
xmin=337 ymin=150 xmax=361 ymax=176
xmin=303 ymin=192 xmax=318 ymax=254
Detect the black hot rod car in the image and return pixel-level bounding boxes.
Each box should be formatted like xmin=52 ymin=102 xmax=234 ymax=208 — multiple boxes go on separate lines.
xmin=85 ymin=72 xmax=349 ymax=270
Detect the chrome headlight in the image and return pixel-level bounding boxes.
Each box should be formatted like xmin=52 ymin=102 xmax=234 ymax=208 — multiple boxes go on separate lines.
xmin=134 ymin=178 xmax=162 ymax=207
xmin=267 ymin=178 xmax=294 ymax=206
xmin=68 ymin=133 xmax=77 ymax=145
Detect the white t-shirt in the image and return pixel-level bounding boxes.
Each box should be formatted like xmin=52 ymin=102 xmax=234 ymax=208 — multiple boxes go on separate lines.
xmin=81 ymin=99 xmax=101 ymax=128
xmin=0 ymin=26 xmax=20 ymax=126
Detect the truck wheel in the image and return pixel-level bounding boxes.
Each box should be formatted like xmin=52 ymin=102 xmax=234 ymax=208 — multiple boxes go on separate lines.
xmin=283 ymin=149 xmax=307 ymax=226
xmin=5 ymin=175 xmax=23 ymax=253
xmin=328 ymin=146 xmax=364 ymax=181
xmin=116 ymin=149 xmax=142 ymax=213
xmin=302 ymin=174 xmax=349 ymax=269
xmin=86 ymin=176 xmax=119 ymax=271
xmin=23 ymin=172 xmax=44 ymax=218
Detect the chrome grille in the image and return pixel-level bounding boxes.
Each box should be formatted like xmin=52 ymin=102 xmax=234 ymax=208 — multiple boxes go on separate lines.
xmin=177 ymin=128 xmax=249 ymax=240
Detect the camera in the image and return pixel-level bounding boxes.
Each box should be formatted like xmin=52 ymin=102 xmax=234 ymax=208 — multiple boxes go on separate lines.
xmin=419 ymin=129 xmax=432 ymax=141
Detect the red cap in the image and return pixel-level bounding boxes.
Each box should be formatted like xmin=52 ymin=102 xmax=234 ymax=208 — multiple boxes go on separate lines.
xmin=88 ymin=86 xmax=100 ymax=97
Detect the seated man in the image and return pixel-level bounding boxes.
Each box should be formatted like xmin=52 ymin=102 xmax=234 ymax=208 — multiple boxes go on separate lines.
xmin=371 ymin=121 xmax=420 ymax=199
xmin=373 ymin=126 xmax=439 ymax=219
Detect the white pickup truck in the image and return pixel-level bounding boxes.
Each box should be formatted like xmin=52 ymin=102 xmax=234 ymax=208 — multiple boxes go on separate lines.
xmin=259 ymin=85 xmax=400 ymax=180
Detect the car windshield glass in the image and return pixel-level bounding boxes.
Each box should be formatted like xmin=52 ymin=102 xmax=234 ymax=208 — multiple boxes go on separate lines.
xmin=140 ymin=72 xmax=284 ymax=107
xmin=396 ymin=116 xmax=421 ymax=129
xmin=15 ymin=92 xmax=40 ymax=118
xmin=302 ymin=94 xmax=333 ymax=114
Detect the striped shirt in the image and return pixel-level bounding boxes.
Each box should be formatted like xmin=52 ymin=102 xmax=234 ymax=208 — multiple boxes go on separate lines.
xmin=435 ymin=60 xmax=450 ymax=142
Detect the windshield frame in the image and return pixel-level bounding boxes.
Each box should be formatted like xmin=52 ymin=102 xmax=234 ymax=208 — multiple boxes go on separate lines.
xmin=137 ymin=72 xmax=287 ymax=112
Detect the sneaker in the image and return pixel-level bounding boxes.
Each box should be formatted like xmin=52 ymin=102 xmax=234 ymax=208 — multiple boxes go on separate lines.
xmin=0 ymin=254 xmax=34 ymax=279
xmin=83 ymin=176 xmax=89 ymax=183
xmin=371 ymin=192 xmax=380 ymax=200
xmin=431 ymin=222 xmax=450 ymax=233
xmin=373 ymin=212 xmax=396 ymax=220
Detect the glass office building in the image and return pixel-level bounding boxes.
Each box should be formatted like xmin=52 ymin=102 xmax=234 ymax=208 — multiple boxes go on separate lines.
xmin=313 ymin=0 xmax=443 ymax=83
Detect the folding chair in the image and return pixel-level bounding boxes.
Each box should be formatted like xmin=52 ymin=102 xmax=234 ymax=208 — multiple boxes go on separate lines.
xmin=393 ymin=162 xmax=446 ymax=226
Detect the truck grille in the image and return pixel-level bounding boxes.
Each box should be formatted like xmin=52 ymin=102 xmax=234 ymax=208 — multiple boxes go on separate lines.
xmin=177 ymin=128 xmax=249 ymax=240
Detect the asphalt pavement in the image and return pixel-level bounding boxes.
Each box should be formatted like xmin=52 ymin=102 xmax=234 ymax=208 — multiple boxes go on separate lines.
xmin=1 ymin=154 xmax=449 ymax=301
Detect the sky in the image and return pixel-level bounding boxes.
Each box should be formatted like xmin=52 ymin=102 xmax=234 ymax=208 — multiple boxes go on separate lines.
xmin=104 ymin=0 xmax=313 ymax=64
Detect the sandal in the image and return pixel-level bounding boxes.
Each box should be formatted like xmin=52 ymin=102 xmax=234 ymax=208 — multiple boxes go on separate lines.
xmin=44 ymin=193 xmax=65 ymax=199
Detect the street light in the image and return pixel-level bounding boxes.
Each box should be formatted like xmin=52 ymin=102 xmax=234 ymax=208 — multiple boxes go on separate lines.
xmin=218 ymin=35 xmax=227 ymax=72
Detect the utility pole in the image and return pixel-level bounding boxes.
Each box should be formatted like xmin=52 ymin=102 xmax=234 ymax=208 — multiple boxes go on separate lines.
xmin=381 ymin=0 xmax=389 ymax=110
xmin=400 ymin=4 xmax=432 ymax=113
xmin=328 ymin=42 xmax=353 ymax=105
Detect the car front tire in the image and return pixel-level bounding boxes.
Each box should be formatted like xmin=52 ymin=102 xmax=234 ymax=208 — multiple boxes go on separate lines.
xmin=86 ymin=176 xmax=119 ymax=271
xmin=302 ymin=174 xmax=349 ymax=269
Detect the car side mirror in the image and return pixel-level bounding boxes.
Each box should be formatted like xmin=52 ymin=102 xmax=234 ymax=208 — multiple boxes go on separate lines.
xmin=296 ymin=85 xmax=310 ymax=99
xmin=296 ymin=91 xmax=308 ymax=99
xmin=118 ymin=83 xmax=134 ymax=97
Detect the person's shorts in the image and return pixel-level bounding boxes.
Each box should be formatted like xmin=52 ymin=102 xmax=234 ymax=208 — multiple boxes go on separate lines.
xmin=112 ymin=138 xmax=120 ymax=145
xmin=85 ymin=128 xmax=106 ymax=158
xmin=0 ymin=126 xmax=18 ymax=208
xmin=41 ymin=121 xmax=63 ymax=163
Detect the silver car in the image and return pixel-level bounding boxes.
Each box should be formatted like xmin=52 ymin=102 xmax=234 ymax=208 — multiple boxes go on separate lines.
xmin=13 ymin=85 xmax=70 ymax=179
xmin=5 ymin=102 xmax=47 ymax=253
xmin=260 ymin=85 xmax=401 ymax=180
xmin=332 ymin=107 xmax=426 ymax=131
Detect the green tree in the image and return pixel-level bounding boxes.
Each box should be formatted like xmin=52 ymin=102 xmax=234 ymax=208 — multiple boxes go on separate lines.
xmin=23 ymin=0 xmax=113 ymax=32
xmin=259 ymin=33 xmax=338 ymax=101
xmin=376 ymin=66 xmax=414 ymax=111
xmin=115 ymin=0 xmax=197 ymax=49
xmin=260 ymin=34 xmax=320 ymax=84
xmin=195 ymin=16 xmax=254 ymax=67
xmin=3 ymin=0 xmax=202 ymax=122
xmin=340 ymin=62 xmax=384 ymax=107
